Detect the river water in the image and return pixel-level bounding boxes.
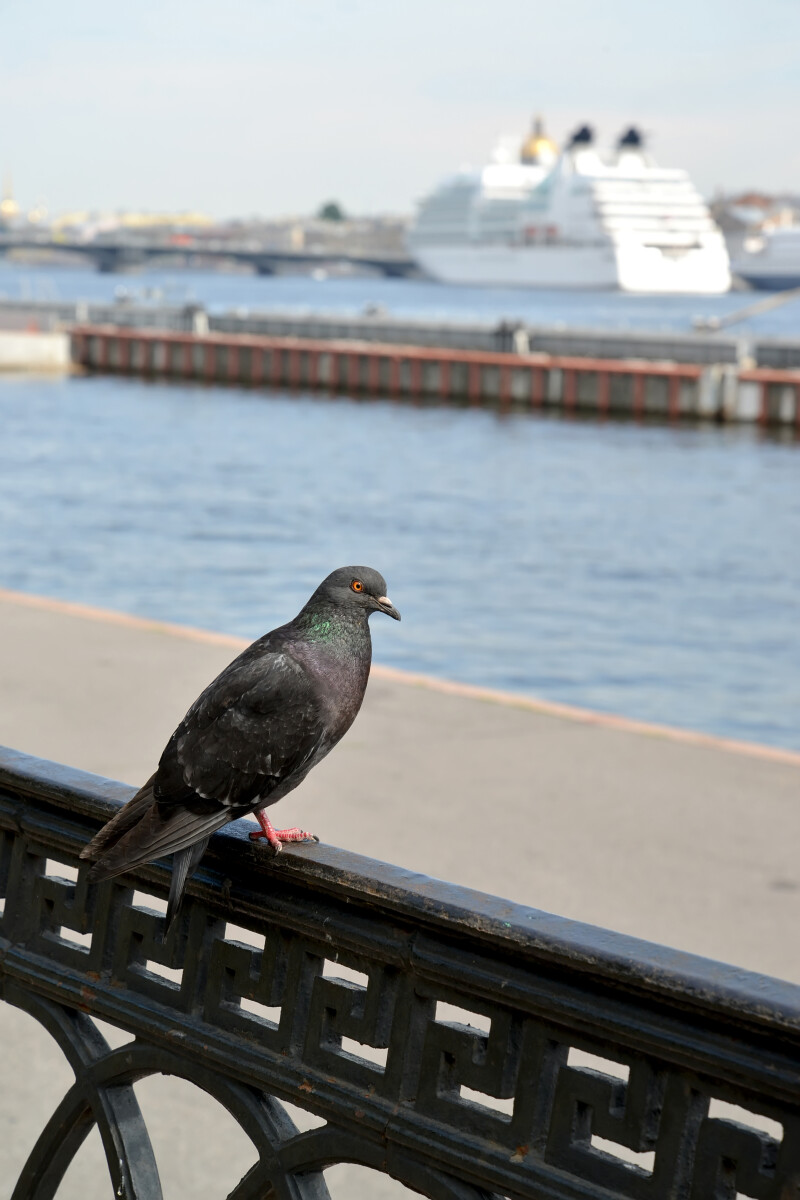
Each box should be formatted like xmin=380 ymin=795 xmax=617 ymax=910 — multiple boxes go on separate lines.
xmin=1 ymin=363 xmax=798 ymax=750
xmin=3 ymin=259 xmax=800 ymax=337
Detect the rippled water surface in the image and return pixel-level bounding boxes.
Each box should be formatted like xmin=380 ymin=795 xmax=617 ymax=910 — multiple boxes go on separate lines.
xmin=1 ymin=373 xmax=798 ymax=749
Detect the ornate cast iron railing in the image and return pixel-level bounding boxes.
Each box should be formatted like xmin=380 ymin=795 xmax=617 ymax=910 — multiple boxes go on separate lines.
xmin=1 ymin=744 xmax=799 ymax=1199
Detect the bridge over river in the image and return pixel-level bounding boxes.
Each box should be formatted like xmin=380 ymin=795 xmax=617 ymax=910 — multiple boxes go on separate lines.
xmin=0 ymin=233 xmax=420 ymax=278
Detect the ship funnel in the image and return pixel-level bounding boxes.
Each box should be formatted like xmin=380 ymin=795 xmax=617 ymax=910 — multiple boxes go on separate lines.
xmin=567 ymin=124 xmax=594 ymax=148
xmin=617 ymin=126 xmax=644 ymax=150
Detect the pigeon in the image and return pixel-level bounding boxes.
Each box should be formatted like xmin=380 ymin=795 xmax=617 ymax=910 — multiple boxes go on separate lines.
xmin=80 ymin=566 xmax=400 ymax=928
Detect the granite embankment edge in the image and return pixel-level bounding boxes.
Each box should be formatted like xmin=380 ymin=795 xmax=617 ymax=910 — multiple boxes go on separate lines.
xmin=1 ymin=585 xmax=797 ymax=768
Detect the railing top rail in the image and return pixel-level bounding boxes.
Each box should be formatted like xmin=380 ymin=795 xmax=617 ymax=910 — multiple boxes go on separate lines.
xmin=2 ymin=742 xmax=798 ymax=1039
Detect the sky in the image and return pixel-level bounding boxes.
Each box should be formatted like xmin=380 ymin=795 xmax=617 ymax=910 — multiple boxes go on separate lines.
xmin=0 ymin=0 xmax=798 ymax=219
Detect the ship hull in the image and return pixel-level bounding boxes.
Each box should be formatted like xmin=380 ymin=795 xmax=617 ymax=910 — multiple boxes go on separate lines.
xmin=412 ymin=242 xmax=731 ymax=294
xmin=733 ymin=272 xmax=800 ymax=292
xmin=731 ymin=231 xmax=800 ymax=291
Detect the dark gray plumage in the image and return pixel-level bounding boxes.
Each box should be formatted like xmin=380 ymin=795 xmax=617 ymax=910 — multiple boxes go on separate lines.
xmin=80 ymin=566 xmax=400 ymax=927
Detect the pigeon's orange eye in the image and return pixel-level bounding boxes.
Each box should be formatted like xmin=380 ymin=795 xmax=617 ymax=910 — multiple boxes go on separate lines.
xmin=351 ymin=579 xmax=363 ymax=592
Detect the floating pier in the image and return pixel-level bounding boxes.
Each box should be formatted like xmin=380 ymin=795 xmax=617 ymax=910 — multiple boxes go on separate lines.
xmin=71 ymin=324 xmax=800 ymax=426
xmin=0 ymin=329 xmax=71 ymax=372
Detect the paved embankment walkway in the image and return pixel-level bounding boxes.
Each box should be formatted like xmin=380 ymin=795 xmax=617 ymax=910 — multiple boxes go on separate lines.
xmin=1 ymin=588 xmax=798 ymax=1198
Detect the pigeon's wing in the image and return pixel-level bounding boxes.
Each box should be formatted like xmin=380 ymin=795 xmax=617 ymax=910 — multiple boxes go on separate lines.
xmin=162 ymin=648 xmax=328 ymax=809
xmin=83 ymin=800 xmax=230 ymax=884
xmin=80 ymin=774 xmax=158 ymax=860
xmin=82 ymin=647 xmax=327 ymax=883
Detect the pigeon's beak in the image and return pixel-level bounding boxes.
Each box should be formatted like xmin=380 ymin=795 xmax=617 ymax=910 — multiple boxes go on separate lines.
xmin=377 ymin=595 xmax=401 ymax=621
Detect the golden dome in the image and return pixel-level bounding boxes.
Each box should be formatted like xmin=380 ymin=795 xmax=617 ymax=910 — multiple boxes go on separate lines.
xmin=520 ymin=117 xmax=558 ymax=165
xmin=0 ymin=175 xmax=19 ymax=220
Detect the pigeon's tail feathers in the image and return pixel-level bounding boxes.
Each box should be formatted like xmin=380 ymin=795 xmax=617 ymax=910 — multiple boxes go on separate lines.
xmin=80 ymin=776 xmax=158 ymax=874
xmin=166 ymin=838 xmax=210 ymax=932
xmin=82 ymin=802 xmax=232 ymax=886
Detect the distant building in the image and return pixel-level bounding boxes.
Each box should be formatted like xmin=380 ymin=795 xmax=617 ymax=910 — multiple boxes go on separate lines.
xmin=711 ymin=191 xmax=800 ymax=258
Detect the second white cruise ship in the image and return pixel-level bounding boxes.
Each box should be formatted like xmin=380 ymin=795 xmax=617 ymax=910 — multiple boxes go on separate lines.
xmin=408 ymin=120 xmax=731 ymax=293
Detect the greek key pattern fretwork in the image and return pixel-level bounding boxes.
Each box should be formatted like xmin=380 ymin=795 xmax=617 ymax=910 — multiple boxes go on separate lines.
xmin=1 ymin=752 xmax=799 ymax=1200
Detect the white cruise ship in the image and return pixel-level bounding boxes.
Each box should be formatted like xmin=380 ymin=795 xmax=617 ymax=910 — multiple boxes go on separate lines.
xmin=408 ymin=120 xmax=731 ymax=293
xmin=732 ymin=227 xmax=800 ymax=290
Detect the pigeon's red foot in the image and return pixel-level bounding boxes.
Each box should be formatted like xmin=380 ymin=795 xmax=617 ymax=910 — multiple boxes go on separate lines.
xmin=249 ymin=810 xmax=319 ymax=853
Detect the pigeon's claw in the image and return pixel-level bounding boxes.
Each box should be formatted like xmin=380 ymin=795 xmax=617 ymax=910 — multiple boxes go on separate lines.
xmin=274 ymin=826 xmax=319 ymax=844
xmin=250 ymin=811 xmax=318 ymax=852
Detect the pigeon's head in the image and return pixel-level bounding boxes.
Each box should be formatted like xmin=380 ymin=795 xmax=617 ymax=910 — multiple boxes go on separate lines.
xmin=318 ymin=566 xmax=401 ymax=621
